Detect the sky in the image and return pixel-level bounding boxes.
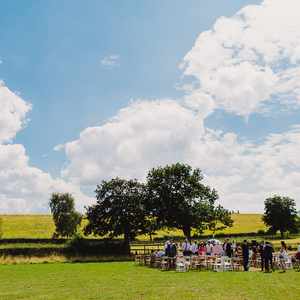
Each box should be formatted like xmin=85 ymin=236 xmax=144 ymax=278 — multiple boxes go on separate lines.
xmin=1 ymin=0 xmax=300 ymax=213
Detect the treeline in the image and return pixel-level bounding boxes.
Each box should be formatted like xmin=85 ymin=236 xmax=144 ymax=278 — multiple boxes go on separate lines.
xmin=50 ymin=163 xmax=234 ymax=243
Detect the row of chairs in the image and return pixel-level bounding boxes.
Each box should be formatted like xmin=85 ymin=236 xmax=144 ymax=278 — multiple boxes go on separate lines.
xmin=135 ymin=254 xmax=244 ymax=272
xmin=135 ymin=253 xmax=298 ymax=272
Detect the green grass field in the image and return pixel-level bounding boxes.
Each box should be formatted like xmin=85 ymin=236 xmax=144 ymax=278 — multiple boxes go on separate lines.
xmin=0 ymin=214 xmax=266 ymax=239
xmin=0 ymin=262 xmax=299 ymax=300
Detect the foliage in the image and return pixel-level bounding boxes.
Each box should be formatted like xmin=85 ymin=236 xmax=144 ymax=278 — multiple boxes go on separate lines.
xmin=84 ymin=178 xmax=148 ymax=243
xmin=263 ymin=195 xmax=298 ymax=238
xmin=49 ymin=193 xmax=82 ymax=238
xmin=66 ymin=234 xmax=130 ymax=256
xmin=145 ymin=163 xmax=224 ymax=239
xmin=207 ymin=204 xmax=234 ymax=236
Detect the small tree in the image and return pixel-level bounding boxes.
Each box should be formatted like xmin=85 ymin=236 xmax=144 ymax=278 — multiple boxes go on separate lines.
xmin=49 ymin=193 xmax=82 ymax=238
xmin=263 ymin=195 xmax=298 ymax=238
xmin=84 ymin=178 xmax=148 ymax=244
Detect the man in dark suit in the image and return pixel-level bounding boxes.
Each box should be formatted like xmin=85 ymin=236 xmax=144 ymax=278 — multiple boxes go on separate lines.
xmin=242 ymin=240 xmax=249 ymax=271
xmin=264 ymin=242 xmax=274 ymax=272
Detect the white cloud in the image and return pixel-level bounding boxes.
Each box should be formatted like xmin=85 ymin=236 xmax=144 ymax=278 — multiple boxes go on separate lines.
xmin=100 ymin=54 xmax=120 ymax=67
xmin=60 ymin=96 xmax=300 ymax=211
xmin=0 ymin=82 xmax=93 ymax=213
xmin=62 ymin=100 xmax=203 ymax=185
xmin=0 ymin=81 xmax=31 ymax=143
xmin=182 ymin=0 xmax=300 ymax=117
xmin=0 ymin=143 xmax=93 ymax=213
xmin=53 ymin=144 xmax=65 ymax=152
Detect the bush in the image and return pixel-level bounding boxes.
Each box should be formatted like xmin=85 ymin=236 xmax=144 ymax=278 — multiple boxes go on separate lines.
xmin=66 ymin=237 xmax=130 ymax=256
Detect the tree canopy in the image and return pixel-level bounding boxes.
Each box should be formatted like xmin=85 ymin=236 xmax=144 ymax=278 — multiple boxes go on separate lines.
xmin=145 ymin=163 xmax=231 ymax=239
xmin=49 ymin=193 xmax=82 ymax=238
xmin=84 ymin=178 xmax=148 ymax=244
xmin=263 ymin=195 xmax=298 ymax=237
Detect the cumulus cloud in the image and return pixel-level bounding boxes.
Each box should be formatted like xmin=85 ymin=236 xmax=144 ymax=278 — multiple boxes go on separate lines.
xmin=0 ymin=81 xmax=31 ymax=143
xmin=62 ymin=100 xmax=203 ymax=185
xmin=61 ymin=100 xmax=300 ymax=211
xmin=0 ymin=82 xmax=93 ymax=213
xmin=0 ymin=143 xmax=93 ymax=213
xmin=182 ymin=0 xmax=300 ymax=117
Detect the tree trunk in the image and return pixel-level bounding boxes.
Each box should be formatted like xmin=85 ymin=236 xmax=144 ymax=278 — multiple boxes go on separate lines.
xmin=124 ymin=228 xmax=131 ymax=245
xmin=280 ymin=230 xmax=284 ymax=239
xmin=182 ymin=225 xmax=191 ymax=241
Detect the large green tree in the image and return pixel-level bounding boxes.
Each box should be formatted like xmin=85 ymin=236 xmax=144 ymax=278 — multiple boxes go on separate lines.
xmin=146 ymin=163 xmax=226 ymax=239
xmin=263 ymin=195 xmax=298 ymax=238
xmin=49 ymin=193 xmax=82 ymax=238
xmin=84 ymin=178 xmax=148 ymax=244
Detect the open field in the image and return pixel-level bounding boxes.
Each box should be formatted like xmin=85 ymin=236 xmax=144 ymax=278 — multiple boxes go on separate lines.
xmin=0 ymin=214 xmax=266 ymax=239
xmin=0 ymin=262 xmax=299 ymax=300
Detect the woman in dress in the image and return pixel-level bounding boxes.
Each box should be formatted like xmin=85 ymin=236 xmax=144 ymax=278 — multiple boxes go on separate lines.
xmin=279 ymin=241 xmax=288 ymax=272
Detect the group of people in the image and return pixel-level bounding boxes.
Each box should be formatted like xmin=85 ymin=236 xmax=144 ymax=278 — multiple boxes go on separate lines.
xmin=155 ymin=238 xmax=300 ymax=272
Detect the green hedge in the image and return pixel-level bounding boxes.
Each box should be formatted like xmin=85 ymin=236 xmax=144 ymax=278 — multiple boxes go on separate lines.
xmin=0 ymin=239 xmax=130 ymax=257
xmin=0 ymin=238 xmax=67 ymax=244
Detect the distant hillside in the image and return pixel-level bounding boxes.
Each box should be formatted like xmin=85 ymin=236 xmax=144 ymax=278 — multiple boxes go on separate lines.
xmin=0 ymin=214 xmax=266 ymax=239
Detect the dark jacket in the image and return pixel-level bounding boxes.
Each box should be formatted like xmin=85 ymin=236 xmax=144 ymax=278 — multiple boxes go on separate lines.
xmin=264 ymin=244 xmax=274 ymax=258
xmin=242 ymin=243 xmax=249 ymax=257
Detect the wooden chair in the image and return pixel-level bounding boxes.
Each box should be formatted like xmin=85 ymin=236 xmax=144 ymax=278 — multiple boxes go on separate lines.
xmin=160 ymin=257 xmax=170 ymax=271
xmin=176 ymin=257 xmax=188 ymax=272
xmin=232 ymin=257 xmax=242 ymax=271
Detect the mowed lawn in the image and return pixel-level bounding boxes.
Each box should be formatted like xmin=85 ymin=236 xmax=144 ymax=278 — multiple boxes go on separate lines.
xmin=0 ymin=214 xmax=266 ymax=239
xmin=0 ymin=262 xmax=299 ymax=300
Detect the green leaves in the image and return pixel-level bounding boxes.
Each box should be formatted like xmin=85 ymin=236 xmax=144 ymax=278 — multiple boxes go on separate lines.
xmin=146 ymin=163 xmax=232 ymax=238
xmin=49 ymin=193 xmax=82 ymax=238
xmin=263 ymin=195 xmax=298 ymax=237
xmin=85 ymin=178 xmax=148 ymax=243
xmin=84 ymin=163 xmax=233 ymax=241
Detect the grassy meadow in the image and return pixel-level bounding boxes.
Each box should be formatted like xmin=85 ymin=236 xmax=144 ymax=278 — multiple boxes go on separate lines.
xmin=0 ymin=262 xmax=299 ymax=300
xmin=0 ymin=214 xmax=266 ymax=239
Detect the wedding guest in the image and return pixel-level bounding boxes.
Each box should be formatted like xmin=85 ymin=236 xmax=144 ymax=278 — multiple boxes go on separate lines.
xmin=259 ymin=242 xmax=265 ymax=271
xmin=182 ymin=239 xmax=191 ymax=256
xmin=264 ymin=242 xmax=274 ymax=272
xmin=206 ymin=242 xmax=213 ymax=256
xmin=190 ymin=241 xmax=198 ymax=255
xmin=198 ymin=242 xmax=206 ymax=256
xmin=279 ymin=241 xmax=288 ymax=272
xmin=242 ymin=240 xmax=249 ymax=271
xmin=212 ymin=241 xmax=223 ymax=256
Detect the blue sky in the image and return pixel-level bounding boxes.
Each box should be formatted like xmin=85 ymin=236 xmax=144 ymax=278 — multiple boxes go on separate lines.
xmin=0 ymin=0 xmax=261 ymax=176
xmin=1 ymin=0 xmax=300 ymax=212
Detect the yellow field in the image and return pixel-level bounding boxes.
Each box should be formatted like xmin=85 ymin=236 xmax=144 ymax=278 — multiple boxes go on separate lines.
xmin=138 ymin=214 xmax=266 ymax=240
xmin=0 ymin=214 xmax=266 ymax=239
